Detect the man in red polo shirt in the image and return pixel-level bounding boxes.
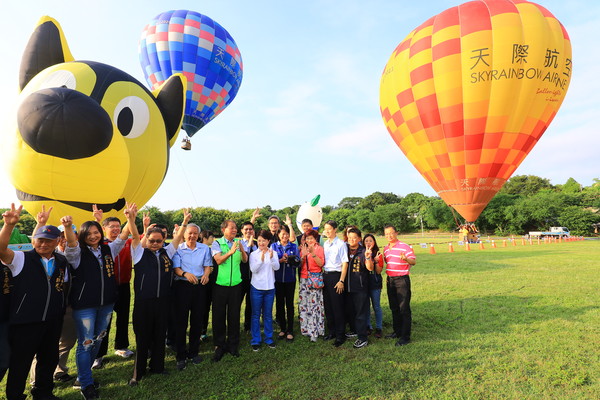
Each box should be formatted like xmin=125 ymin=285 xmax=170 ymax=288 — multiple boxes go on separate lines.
xmin=382 ymin=225 xmax=416 ymax=346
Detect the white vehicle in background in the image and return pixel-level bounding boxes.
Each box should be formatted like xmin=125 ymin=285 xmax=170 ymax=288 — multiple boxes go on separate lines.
xmin=528 ymin=227 xmax=570 ymax=239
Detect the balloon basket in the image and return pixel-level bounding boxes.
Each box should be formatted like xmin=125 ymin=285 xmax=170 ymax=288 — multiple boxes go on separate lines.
xmin=181 ymin=137 xmax=192 ymax=151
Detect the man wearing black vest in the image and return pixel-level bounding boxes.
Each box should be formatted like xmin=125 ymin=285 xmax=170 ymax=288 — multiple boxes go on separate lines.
xmin=0 ymin=203 xmax=68 ymax=400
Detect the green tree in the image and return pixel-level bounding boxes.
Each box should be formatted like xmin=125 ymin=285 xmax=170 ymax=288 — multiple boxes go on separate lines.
xmin=557 ymin=206 xmax=600 ymax=236
xmin=559 ymin=177 xmax=582 ymax=193
xmin=357 ymin=192 xmax=402 ymax=211
xmin=369 ymin=203 xmax=410 ymax=234
xmin=347 ymin=209 xmax=374 ymax=233
xmin=478 ymin=193 xmax=519 ymax=234
xmin=422 ymin=199 xmax=456 ymax=231
xmin=337 ymin=197 xmax=362 ymax=209
xmin=499 ymin=175 xmax=554 ymax=196
xmin=325 ymin=209 xmax=353 ymax=230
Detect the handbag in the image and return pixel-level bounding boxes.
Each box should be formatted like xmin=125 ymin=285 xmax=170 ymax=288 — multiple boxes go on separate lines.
xmin=307 ymin=271 xmax=324 ymax=289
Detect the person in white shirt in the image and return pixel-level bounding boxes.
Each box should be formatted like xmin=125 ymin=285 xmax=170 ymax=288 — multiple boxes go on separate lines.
xmin=321 ymin=220 xmax=349 ymax=347
xmin=248 ymin=230 xmax=280 ymax=351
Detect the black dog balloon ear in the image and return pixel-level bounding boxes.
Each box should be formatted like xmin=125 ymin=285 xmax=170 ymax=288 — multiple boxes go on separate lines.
xmin=154 ymin=73 xmax=186 ymax=145
xmin=19 ymin=16 xmax=74 ymax=91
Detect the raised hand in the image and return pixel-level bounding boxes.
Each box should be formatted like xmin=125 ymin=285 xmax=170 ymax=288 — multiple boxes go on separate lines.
xmin=36 ymin=205 xmax=53 ymax=225
xmin=2 ymin=203 xmax=23 ymax=226
xmin=92 ymin=204 xmax=103 ymax=222
xmin=182 ymin=208 xmax=192 ymax=225
xmin=142 ymin=211 xmax=151 ymax=229
xmin=252 ymin=207 xmax=261 ymax=220
xmin=60 ymin=215 xmax=73 ymax=228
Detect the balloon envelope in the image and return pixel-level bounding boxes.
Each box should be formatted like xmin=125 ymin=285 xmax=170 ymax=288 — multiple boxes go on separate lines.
xmin=380 ymin=0 xmax=572 ymax=222
xmin=139 ymin=10 xmax=243 ymax=138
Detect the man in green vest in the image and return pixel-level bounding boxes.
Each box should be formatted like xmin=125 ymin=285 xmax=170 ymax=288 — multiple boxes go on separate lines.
xmin=210 ymin=220 xmax=248 ymax=361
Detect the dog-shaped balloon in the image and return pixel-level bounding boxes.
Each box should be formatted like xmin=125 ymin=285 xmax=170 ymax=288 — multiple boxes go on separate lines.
xmin=4 ymin=17 xmax=186 ymax=225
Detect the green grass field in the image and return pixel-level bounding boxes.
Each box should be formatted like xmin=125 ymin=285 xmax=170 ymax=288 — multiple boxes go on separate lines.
xmin=3 ymin=239 xmax=599 ymax=399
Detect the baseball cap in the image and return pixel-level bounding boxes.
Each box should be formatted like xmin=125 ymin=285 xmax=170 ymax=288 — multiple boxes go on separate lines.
xmin=33 ymin=225 xmax=62 ymax=240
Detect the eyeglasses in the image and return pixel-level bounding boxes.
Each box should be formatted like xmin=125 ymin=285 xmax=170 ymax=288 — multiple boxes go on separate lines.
xmin=148 ymin=239 xmax=163 ymax=244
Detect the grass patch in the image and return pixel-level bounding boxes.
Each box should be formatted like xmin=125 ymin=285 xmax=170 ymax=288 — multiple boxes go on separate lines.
xmin=2 ymin=240 xmax=599 ymax=399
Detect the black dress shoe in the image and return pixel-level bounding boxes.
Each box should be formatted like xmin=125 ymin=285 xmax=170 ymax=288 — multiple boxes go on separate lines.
xmin=385 ymin=332 xmax=398 ymax=339
xmin=229 ymin=348 xmax=240 ymax=357
xmin=333 ymin=339 xmax=345 ymax=347
xmin=395 ymin=338 xmax=411 ymax=346
xmin=323 ymin=334 xmax=335 ymax=341
xmin=128 ymin=378 xmax=139 ymax=387
xmin=212 ymin=347 xmax=225 ymax=362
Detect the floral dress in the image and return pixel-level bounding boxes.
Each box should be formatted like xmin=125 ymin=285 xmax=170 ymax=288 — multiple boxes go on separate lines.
xmin=298 ymin=244 xmax=325 ymax=338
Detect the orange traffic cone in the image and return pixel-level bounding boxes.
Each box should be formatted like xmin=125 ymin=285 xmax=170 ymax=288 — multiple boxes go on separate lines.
xmin=521 ymin=238 xmax=526 ymax=245
xmin=479 ymin=241 xmax=485 ymax=250
xmin=512 ymin=239 xmax=517 ymax=246
xmin=502 ymin=239 xmax=507 ymax=247
xmin=537 ymin=238 xmax=541 ymax=245
xmin=448 ymin=243 xmax=454 ymax=253
xmin=465 ymin=242 xmax=471 ymax=251
xmin=429 ymin=244 xmax=436 ymax=254
xmin=491 ymin=240 xmax=496 ymax=248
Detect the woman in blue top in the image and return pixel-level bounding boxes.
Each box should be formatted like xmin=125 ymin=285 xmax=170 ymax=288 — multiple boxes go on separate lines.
xmin=271 ymin=225 xmax=300 ymax=341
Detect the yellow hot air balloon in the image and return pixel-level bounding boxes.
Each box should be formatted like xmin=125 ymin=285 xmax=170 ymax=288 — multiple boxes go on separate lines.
xmin=380 ymin=0 xmax=572 ymax=222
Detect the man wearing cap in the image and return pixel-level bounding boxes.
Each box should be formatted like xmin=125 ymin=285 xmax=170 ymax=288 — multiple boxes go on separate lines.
xmin=0 ymin=203 xmax=68 ymax=400
xmin=29 ymin=208 xmax=78 ymax=386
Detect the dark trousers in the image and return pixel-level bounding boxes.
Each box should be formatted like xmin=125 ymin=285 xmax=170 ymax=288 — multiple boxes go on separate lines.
xmin=323 ymin=272 xmax=345 ymax=341
xmin=6 ymin=317 xmax=63 ymax=400
xmin=387 ymin=275 xmax=412 ymax=340
xmin=166 ymin=295 xmax=177 ymax=345
xmin=240 ymin=278 xmax=252 ymax=331
xmin=0 ymin=321 xmax=8 ymax=382
xmin=344 ymin=290 xmax=356 ymax=333
xmin=275 ymin=281 xmax=296 ymax=334
xmin=97 ymin=282 xmax=131 ymax=357
xmin=132 ymin=297 xmax=168 ymax=381
xmin=173 ymin=280 xmax=206 ymax=361
xmin=212 ymin=283 xmax=241 ymax=352
xmin=201 ymin=280 xmax=214 ymax=336
xmin=350 ymin=290 xmax=370 ymax=341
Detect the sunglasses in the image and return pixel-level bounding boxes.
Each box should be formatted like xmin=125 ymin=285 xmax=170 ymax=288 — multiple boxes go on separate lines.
xmin=148 ymin=239 xmax=163 ymax=244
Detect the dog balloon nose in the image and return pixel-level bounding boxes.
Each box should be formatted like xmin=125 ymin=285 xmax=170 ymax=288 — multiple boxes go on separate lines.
xmin=17 ymin=87 xmax=113 ymax=159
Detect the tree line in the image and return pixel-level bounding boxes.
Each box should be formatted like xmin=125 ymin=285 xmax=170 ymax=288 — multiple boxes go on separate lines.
xmin=3 ymin=175 xmax=600 ymax=238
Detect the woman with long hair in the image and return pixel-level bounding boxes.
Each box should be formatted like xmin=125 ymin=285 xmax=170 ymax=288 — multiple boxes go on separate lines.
xmin=298 ymin=229 xmax=325 ymax=342
xmin=363 ymin=234 xmax=384 ymax=339
xmin=62 ymin=203 xmax=137 ymax=400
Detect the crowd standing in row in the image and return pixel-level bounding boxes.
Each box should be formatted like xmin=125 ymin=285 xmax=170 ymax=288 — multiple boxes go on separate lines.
xmin=0 ymin=205 xmax=416 ymax=400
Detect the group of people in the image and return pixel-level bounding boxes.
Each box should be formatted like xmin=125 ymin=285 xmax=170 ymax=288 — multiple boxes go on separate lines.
xmin=0 ymin=205 xmax=416 ymax=400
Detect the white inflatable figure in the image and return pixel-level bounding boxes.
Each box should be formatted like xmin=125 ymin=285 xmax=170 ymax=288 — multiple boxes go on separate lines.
xmin=296 ymin=195 xmax=323 ymax=232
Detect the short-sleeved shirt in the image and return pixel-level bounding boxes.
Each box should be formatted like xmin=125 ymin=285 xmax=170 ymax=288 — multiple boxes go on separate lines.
xmin=172 ymin=242 xmax=213 ymax=277
xmin=211 ymin=237 xmax=235 ymax=256
xmin=383 ymin=241 xmax=415 ymax=277
xmin=322 ymin=237 xmax=349 ymax=273
xmin=132 ymin=242 xmax=177 ymax=264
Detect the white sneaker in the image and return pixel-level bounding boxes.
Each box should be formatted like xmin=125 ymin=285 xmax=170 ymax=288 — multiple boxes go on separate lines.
xmin=91 ymin=357 xmax=103 ymax=369
xmin=114 ymin=349 xmax=134 ymax=358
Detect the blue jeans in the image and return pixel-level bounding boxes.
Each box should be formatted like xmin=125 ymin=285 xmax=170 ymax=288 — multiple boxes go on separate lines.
xmin=72 ymin=304 xmax=114 ymax=388
xmin=250 ymin=286 xmax=275 ymax=346
xmin=368 ymin=289 xmax=383 ymax=330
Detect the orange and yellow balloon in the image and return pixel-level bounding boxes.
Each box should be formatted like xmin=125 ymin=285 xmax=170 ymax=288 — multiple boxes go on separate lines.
xmin=380 ymin=0 xmax=572 ymax=222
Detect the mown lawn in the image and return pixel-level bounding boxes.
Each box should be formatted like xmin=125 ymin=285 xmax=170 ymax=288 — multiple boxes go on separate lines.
xmin=3 ymin=239 xmax=599 ymax=399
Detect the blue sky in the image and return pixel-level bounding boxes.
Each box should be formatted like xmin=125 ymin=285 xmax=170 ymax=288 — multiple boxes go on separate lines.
xmin=0 ymin=0 xmax=598 ymax=212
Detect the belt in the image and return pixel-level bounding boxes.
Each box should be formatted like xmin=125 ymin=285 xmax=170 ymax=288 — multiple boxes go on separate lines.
xmin=322 ymin=270 xmax=341 ymax=274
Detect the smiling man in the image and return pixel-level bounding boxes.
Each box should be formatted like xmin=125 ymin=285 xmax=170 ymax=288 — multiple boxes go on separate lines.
xmin=0 ymin=204 xmax=68 ymax=400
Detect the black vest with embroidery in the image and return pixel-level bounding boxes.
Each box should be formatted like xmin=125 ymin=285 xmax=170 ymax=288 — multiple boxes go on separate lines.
xmin=70 ymin=244 xmax=117 ymax=309
xmin=9 ymin=250 xmax=67 ymax=324
xmin=1 ymin=265 xmax=12 ymax=323
xmin=133 ymin=248 xmax=173 ymax=301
